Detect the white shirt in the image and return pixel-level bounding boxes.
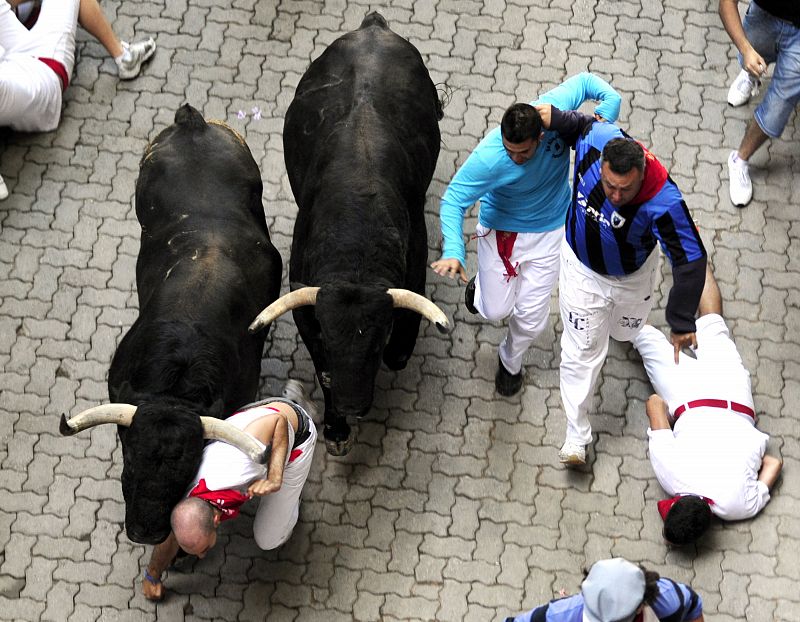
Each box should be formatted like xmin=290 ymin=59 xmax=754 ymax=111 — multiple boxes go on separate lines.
xmin=190 ymin=405 xmax=294 ymax=493
xmin=648 ymin=408 xmax=770 ymax=520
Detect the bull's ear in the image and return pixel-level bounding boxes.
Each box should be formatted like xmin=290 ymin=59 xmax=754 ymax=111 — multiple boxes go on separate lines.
xmin=207 ymin=399 xmax=226 ymax=420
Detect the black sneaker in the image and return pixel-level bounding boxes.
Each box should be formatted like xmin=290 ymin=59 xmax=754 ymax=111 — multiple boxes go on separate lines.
xmin=464 ymin=276 xmax=478 ymax=315
xmin=495 ymin=357 xmax=523 ymax=396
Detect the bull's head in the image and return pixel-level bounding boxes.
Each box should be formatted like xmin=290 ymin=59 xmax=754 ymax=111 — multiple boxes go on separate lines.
xmin=59 ymin=402 xmax=269 ymax=544
xmin=249 ymin=284 xmax=449 ymax=417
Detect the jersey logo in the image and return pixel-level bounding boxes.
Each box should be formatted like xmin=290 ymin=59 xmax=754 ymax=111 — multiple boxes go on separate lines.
xmin=619 ymin=316 xmax=643 ymax=329
xmin=577 ymin=191 xmax=612 ymax=228
xmin=610 ymin=211 xmax=626 ymax=228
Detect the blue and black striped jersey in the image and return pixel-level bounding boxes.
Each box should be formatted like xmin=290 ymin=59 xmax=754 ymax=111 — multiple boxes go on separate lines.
xmin=550 ymin=108 xmax=707 ymax=333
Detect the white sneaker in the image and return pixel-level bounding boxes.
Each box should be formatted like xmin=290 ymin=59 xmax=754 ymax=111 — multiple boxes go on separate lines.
xmin=558 ymin=440 xmax=586 ymax=465
xmin=282 ymin=379 xmax=318 ymax=421
xmin=0 ymin=173 xmax=8 ymax=201
xmin=116 ymin=38 xmax=156 ymax=80
xmin=727 ymin=69 xmax=759 ymax=107
xmin=728 ymin=151 xmax=753 ymax=207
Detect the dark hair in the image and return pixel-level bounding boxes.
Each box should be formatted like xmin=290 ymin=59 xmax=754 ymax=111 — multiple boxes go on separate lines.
xmin=663 ymin=496 xmax=713 ymax=545
xmin=500 ymin=103 xmax=543 ymax=144
xmin=601 ymin=137 xmax=646 ymax=174
xmin=642 ymin=568 xmax=661 ymax=606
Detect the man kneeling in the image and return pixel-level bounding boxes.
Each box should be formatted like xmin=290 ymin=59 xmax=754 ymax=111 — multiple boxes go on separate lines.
xmin=142 ymin=380 xmax=317 ymax=601
xmin=633 ymin=263 xmax=782 ymax=545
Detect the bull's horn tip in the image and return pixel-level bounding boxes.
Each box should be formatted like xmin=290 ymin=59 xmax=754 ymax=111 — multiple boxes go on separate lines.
xmin=248 ymin=319 xmax=263 ymax=333
xmin=59 ymin=413 xmax=77 ymax=436
xmin=435 ymin=320 xmax=451 ymax=334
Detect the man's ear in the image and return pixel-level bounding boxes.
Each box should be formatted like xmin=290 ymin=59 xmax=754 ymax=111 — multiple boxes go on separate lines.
xmin=213 ymin=511 xmax=223 ymax=527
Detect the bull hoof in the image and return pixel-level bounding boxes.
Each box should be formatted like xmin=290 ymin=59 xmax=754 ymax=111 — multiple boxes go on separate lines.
xmin=324 ymin=425 xmax=354 ymax=456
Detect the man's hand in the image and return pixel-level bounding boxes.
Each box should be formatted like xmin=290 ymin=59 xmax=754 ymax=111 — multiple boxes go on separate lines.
xmin=534 ymin=103 xmax=552 ymax=129
xmin=741 ymin=47 xmax=766 ymax=79
xmin=430 ymin=258 xmax=467 ymax=283
xmin=670 ymin=331 xmax=697 ymax=364
xmin=143 ymin=570 xmax=165 ymax=602
xmin=247 ymin=477 xmax=281 ymax=497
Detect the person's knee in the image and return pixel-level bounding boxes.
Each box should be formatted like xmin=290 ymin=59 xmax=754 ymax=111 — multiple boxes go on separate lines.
xmin=254 ymin=529 xmax=289 ymax=551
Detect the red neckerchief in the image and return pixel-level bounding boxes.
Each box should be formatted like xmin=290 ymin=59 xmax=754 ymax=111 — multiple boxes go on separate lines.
xmin=188 ymin=478 xmax=250 ymax=523
xmin=657 ymin=495 xmax=715 ymax=521
xmin=496 ymin=231 xmax=519 ymax=281
xmin=631 ymin=145 xmax=668 ymax=205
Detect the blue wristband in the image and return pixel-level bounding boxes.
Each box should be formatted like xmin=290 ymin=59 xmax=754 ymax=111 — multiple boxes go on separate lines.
xmin=144 ymin=569 xmax=161 ymax=585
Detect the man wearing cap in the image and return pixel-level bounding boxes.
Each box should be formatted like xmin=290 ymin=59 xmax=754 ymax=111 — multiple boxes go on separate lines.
xmin=504 ymin=557 xmax=704 ymax=621
xmin=140 ymin=380 xmax=317 ymax=601
xmin=633 ymin=263 xmax=783 ymax=545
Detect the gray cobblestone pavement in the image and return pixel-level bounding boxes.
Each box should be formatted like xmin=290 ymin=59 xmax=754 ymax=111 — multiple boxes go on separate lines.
xmin=1 ymin=0 xmax=798 ymax=620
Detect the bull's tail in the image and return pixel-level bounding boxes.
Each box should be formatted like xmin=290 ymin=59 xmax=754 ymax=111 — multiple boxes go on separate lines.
xmin=360 ymin=12 xmax=388 ymax=29
xmin=174 ymin=104 xmax=207 ymax=129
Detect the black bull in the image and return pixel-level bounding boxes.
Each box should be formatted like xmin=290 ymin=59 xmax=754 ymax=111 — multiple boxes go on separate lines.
xmin=59 ymin=105 xmax=282 ymax=544
xmin=250 ymin=13 xmax=449 ymax=456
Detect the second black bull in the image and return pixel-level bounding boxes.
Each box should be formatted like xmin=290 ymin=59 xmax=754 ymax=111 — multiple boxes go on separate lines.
xmin=250 ymin=13 xmax=449 ymax=456
xmin=60 ymin=105 xmax=282 ymax=544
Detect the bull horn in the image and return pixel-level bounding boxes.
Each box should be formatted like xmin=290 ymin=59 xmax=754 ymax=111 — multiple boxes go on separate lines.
xmin=249 ymin=287 xmax=320 ymax=333
xmin=199 ymin=417 xmax=270 ymax=464
xmin=59 ymin=404 xmax=137 ymax=436
xmin=387 ymin=289 xmax=450 ymax=333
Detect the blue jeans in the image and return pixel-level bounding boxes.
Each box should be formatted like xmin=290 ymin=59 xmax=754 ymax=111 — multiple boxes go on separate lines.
xmin=741 ymin=1 xmax=800 ymax=137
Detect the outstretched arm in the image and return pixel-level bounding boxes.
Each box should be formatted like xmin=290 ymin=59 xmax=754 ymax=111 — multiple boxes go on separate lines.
xmin=718 ymin=0 xmax=765 ymax=77
xmin=142 ymin=533 xmax=180 ymax=601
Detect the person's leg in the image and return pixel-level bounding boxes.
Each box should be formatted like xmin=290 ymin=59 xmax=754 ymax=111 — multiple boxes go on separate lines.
xmin=474 ymin=224 xmax=518 ymax=322
xmin=77 ymin=0 xmax=156 ymax=79
xmin=76 ymin=0 xmax=121 ymax=56
xmin=0 ymin=2 xmax=32 ymax=50
xmin=632 ymin=325 xmax=698 ymax=408
xmin=729 ymin=15 xmax=800 ymax=206
xmin=558 ymin=243 xmax=612 ymax=451
xmin=498 ymin=228 xmax=562 ymax=375
xmin=252 ymin=419 xmax=317 ymax=550
xmin=0 ymin=173 xmax=8 ymax=201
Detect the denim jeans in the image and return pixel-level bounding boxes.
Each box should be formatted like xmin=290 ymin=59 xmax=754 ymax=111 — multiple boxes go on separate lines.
xmin=741 ymin=1 xmax=800 ymax=137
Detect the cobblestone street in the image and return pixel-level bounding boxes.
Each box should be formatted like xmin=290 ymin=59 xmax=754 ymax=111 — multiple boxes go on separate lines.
xmin=1 ymin=0 xmax=799 ymax=620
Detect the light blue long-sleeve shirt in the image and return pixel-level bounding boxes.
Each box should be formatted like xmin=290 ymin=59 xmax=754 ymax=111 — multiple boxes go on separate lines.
xmin=439 ymin=73 xmax=621 ymax=266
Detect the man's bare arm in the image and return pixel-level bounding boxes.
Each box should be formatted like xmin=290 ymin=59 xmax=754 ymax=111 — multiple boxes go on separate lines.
xmin=143 ymin=533 xmax=179 ymax=601
xmin=646 ymin=394 xmax=672 ymax=430
xmin=718 ymin=0 xmax=766 ymax=77
xmin=758 ymin=454 xmax=783 ymax=490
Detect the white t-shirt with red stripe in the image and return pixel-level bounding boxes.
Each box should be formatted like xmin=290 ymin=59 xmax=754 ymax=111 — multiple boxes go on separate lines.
xmin=648 ymin=409 xmax=770 ymax=520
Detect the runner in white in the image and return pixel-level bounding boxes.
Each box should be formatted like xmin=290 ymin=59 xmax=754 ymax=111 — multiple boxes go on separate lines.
xmin=633 ymin=263 xmax=782 ymax=545
xmin=141 ymin=380 xmax=318 ymax=601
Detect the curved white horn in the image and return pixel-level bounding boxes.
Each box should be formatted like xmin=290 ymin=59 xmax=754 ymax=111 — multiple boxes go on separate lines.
xmin=387 ymin=288 xmax=451 ymax=333
xmin=249 ymin=287 xmax=320 ymax=333
xmin=59 ymin=404 xmax=137 ymax=436
xmin=199 ymin=416 xmax=270 ymax=464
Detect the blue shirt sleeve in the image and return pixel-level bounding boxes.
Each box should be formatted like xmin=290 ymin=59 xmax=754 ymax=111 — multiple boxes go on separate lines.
xmin=439 ymin=146 xmax=500 ymax=265
xmin=651 ymin=578 xmax=703 ymax=620
xmin=535 ymin=72 xmax=621 ymax=123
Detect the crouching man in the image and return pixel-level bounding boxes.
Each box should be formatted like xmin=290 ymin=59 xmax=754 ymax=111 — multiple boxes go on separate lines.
xmin=142 ymin=380 xmax=317 ymax=601
xmin=633 ymin=263 xmax=782 ymax=546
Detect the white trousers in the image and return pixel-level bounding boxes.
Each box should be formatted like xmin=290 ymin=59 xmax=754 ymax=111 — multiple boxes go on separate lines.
xmin=632 ymin=315 xmax=754 ymax=417
xmin=0 ymin=0 xmax=79 ymax=132
xmin=253 ymin=412 xmax=317 ymax=550
xmin=474 ymin=224 xmax=563 ymax=375
xmin=559 ymin=240 xmax=659 ymax=444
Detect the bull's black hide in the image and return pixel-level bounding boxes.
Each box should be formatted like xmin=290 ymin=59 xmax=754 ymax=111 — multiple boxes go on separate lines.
xmin=108 ymin=104 xmax=282 ymax=543
xmin=283 ymin=13 xmax=443 ymax=455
